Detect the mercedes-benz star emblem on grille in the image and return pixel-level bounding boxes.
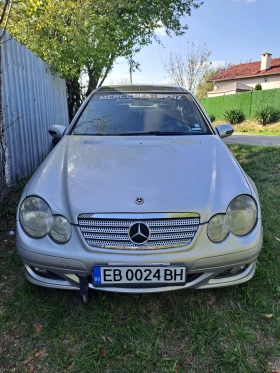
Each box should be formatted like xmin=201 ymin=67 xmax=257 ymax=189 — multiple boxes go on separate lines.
xmin=135 ymin=197 xmax=144 ymax=205
xmin=128 ymin=222 xmax=150 ymax=245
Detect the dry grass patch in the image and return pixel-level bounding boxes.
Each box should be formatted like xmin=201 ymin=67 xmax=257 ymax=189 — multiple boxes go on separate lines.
xmin=214 ymin=120 xmax=280 ymax=136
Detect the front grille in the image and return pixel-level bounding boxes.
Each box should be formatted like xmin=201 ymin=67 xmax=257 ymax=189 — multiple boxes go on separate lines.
xmin=78 ymin=215 xmax=200 ymax=249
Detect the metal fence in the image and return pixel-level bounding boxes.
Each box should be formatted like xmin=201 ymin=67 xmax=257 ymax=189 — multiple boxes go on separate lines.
xmin=1 ymin=31 xmax=69 ymax=186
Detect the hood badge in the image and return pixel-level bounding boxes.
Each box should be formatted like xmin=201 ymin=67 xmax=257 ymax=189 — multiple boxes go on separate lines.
xmin=135 ymin=197 xmax=144 ymax=205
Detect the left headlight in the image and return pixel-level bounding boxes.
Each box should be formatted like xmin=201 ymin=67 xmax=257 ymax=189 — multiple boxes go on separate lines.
xmin=207 ymin=195 xmax=258 ymax=243
xmin=226 ymin=195 xmax=257 ymax=236
xmin=207 ymin=214 xmax=229 ymax=243
xmin=20 ymin=196 xmax=53 ymax=238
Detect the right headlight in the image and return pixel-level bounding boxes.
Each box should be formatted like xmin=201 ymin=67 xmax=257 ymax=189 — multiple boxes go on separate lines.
xmin=207 ymin=195 xmax=258 ymax=243
xmin=20 ymin=196 xmax=53 ymax=238
xmin=20 ymin=197 xmax=72 ymax=243
xmin=49 ymin=215 xmax=71 ymax=243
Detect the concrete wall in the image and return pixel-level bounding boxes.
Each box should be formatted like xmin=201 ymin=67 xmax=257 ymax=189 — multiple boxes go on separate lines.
xmin=208 ymin=90 xmax=238 ymax=97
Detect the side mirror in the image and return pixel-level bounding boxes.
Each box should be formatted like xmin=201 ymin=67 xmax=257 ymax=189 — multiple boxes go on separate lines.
xmin=49 ymin=125 xmax=66 ymax=140
xmin=215 ymin=124 xmax=234 ymax=139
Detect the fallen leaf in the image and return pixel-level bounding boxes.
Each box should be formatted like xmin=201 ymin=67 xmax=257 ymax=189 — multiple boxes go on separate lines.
xmin=34 ymin=324 xmax=43 ymax=333
xmin=271 ymin=370 xmax=280 ymax=373
xmin=208 ymin=295 xmax=216 ymax=306
xmin=67 ymin=363 xmax=73 ymax=371
xmin=34 ymin=349 xmax=46 ymax=358
xmin=264 ymin=314 xmax=273 ymax=319
xmin=23 ymin=357 xmax=34 ymax=366
xmin=101 ymin=351 xmax=108 ymax=357
xmin=29 ymin=365 xmax=35 ymax=373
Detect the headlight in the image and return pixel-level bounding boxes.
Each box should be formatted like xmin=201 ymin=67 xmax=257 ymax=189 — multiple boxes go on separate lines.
xmin=207 ymin=214 xmax=229 ymax=243
xmin=226 ymin=195 xmax=257 ymax=236
xmin=208 ymin=195 xmax=258 ymax=243
xmin=49 ymin=215 xmax=71 ymax=243
xmin=20 ymin=197 xmax=53 ymax=238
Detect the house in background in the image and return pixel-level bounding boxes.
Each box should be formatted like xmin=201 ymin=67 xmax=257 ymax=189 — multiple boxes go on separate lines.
xmin=207 ymin=52 xmax=280 ymax=97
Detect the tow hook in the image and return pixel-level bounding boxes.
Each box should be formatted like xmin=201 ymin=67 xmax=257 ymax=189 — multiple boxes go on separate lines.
xmin=79 ymin=276 xmax=90 ymax=304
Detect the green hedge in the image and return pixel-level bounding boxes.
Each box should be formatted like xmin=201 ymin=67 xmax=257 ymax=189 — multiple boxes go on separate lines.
xmin=200 ymin=88 xmax=280 ymax=121
xmin=251 ymin=89 xmax=280 ymax=118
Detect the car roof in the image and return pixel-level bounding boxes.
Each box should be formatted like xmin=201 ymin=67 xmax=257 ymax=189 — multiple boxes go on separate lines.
xmin=96 ymin=84 xmax=187 ymax=93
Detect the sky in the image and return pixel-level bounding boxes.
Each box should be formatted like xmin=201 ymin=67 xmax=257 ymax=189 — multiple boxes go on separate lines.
xmin=105 ymin=0 xmax=280 ymax=85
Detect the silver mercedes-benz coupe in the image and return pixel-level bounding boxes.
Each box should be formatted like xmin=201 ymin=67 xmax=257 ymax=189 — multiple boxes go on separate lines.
xmin=16 ymin=85 xmax=263 ymax=302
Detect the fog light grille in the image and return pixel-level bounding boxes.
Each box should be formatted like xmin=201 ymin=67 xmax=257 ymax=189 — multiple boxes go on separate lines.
xmin=214 ymin=264 xmax=250 ymax=279
xmin=30 ymin=267 xmax=66 ymax=281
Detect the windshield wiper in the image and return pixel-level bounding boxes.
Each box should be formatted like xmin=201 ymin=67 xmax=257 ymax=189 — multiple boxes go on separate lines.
xmin=76 ymin=131 xmax=189 ymax=136
xmin=117 ymin=131 xmax=189 ymax=136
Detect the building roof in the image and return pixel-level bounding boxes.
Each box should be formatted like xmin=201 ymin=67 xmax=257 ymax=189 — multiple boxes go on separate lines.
xmin=212 ymin=58 xmax=280 ymax=82
xmin=208 ymin=82 xmax=253 ymax=95
xmin=97 ymin=84 xmax=186 ymax=93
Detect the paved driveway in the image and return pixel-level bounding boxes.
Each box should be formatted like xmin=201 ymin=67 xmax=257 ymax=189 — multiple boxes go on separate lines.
xmin=223 ymin=133 xmax=280 ymax=147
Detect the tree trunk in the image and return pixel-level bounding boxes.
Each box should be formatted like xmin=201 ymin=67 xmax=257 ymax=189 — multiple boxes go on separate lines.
xmin=85 ymin=70 xmax=99 ymax=97
xmin=0 ymin=35 xmax=9 ymax=200
xmin=66 ymin=77 xmax=82 ymax=121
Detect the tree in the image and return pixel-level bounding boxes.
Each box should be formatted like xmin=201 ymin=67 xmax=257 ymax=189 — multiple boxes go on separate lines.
xmin=196 ymin=63 xmax=233 ymax=99
xmin=196 ymin=68 xmax=216 ymax=99
xmin=163 ymin=41 xmax=211 ymax=93
xmin=255 ymin=83 xmax=262 ymax=90
xmin=8 ymin=0 xmax=203 ymax=117
xmin=0 ymin=0 xmax=13 ymax=199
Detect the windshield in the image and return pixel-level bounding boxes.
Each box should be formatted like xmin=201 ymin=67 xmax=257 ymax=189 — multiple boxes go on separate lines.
xmin=72 ymin=93 xmax=212 ymax=136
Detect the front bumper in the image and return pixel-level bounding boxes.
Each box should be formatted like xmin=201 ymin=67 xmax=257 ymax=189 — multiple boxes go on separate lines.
xmin=16 ymin=219 xmax=263 ymax=293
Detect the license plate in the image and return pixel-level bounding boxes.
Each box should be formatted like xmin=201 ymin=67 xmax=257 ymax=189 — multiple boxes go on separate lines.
xmin=92 ymin=266 xmax=186 ymax=286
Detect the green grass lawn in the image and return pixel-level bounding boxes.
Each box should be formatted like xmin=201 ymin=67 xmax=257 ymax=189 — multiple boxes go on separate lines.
xmin=0 ymin=145 xmax=280 ymax=373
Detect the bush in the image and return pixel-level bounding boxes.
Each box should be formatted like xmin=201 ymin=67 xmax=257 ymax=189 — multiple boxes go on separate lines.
xmin=254 ymin=106 xmax=280 ymax=125
xmin=223 ymin=108 xmax=245 ymax=124
xmin=255 ymin=84 xmax=262 ymax=90
xmin=209 ymin=114 xmax=216 ymax=122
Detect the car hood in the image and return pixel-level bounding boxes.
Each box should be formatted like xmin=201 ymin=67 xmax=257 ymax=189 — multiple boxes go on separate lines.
xmin=26 ymin=135 xmax=251 ymax=223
